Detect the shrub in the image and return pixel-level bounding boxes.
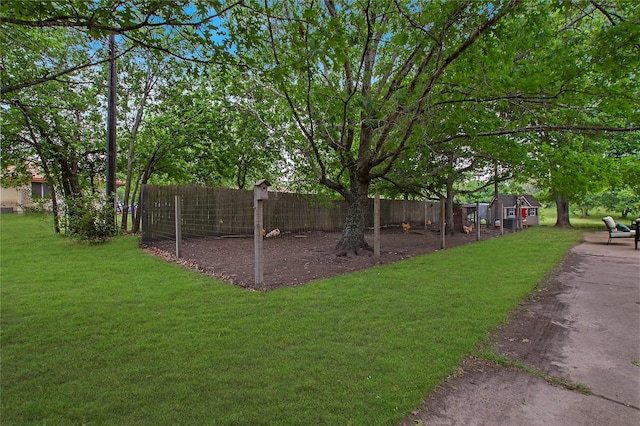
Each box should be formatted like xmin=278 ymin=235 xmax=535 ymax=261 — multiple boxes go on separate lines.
xmin=66 ymin=196 xmax=117 ymax=243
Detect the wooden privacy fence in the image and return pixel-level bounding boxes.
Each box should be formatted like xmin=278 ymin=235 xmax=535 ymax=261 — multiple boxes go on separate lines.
xmin=141 ymin=184 xmax=440 ymax=244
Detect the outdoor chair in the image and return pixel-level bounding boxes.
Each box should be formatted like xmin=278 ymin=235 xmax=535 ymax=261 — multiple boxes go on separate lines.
xmin=602 ymin=216 xmax=636 ymax=245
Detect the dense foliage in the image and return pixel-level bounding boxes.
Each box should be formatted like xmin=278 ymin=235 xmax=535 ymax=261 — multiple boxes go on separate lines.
xmin=1 ymin=0 xmax=638 ymax=243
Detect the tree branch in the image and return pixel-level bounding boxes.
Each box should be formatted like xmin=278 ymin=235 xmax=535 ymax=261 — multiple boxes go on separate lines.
xmin=431 ymin=124 xmax=640 ymax=146
xmin=0 ymin=1 xmax=244 ymax=33
xmin=1 ymin=45 xmax=135 ymax=95
xmin=589 ymin=1 xmax=624 ymax=26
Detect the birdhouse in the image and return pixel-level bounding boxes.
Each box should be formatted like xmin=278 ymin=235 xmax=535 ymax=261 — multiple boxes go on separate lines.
xmin=253 ymin=179 xmax=271 ymax=201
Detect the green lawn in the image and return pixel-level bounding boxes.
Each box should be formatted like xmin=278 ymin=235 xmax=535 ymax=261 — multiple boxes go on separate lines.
xmin=1 ymin=214 xmax=583 ymax=425
xmin=538 ymin=204 xmax=635 ymax=228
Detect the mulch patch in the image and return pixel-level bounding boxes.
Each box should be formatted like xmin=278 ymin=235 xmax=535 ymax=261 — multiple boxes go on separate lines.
xmin=145 ymin=226 xmax=506 ymax=290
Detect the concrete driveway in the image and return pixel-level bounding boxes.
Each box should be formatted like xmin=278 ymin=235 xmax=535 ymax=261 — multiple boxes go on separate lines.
xmin=404 ymin=231 xmax=640 ymax=426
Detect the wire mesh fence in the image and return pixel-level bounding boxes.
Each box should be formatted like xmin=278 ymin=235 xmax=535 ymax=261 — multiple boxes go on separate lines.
xmin=140 ymin=184 xmax=438 ymax=244
xmin=139 ymin=184 xmax=461 ymax=290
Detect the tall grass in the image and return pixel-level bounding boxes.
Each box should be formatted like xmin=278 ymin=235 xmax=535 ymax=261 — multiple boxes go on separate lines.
xmin=1 ymin=214 xmax=583 ymax=425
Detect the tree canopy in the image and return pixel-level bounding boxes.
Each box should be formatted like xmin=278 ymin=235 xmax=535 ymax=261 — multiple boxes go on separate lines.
xmin=0 ymin=0 xmax=239 ymax=94
xmin=224 ymin=0 xmax=638 ymax=243
xmin=2 ymin=0 xmax=639 ymax=245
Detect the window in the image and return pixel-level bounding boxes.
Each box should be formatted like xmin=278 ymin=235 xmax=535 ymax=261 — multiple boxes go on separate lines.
xmin=506 ymin=208 xmax=515 ymax=218
xmin=528 ymin=208 xmax=537 ymax=217
xmin=31 ymin=182 xmax=52 ymax=199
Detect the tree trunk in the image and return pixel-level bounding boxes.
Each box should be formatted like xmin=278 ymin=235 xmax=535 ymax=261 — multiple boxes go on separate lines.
xmin=121 ymin=132 xmax=136 ymax=231
xmin=50 ymin=192 xmax=61 ymax=233
xmin=445 ymin=178 xmax=456 ymax=235
xmin=54 ymin=144 xmax=82 ymax=201
xmin=131 ymin=173 xmax=145 ymax=234
xmin=129 ymin=160 xmax=148 ymax=234
xmin=131 ymin=140 xmax=166 ymax=233
xmin=334 ymin=179 xmax=372 ymax=256
xmin=236 ymin=152 xmax=248 ymax=189
xmin=122 ymin=73 xmax=154 ymax=232
xmin=554 ymin=194 xmax=572 ymax=227
xmin=40 ymin=164 xmax=60 ymax=233
xmin=36 ymin=151 xmax=60 ymax=233
xmin=131 ymin=152 xmax=157 ymax=234
xmin=445 ymin=198 xmax=456 ymax=235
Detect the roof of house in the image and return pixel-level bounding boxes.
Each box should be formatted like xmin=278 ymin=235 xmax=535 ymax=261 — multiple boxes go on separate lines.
xmin=489 ymin=194 xmax=541 ymax=208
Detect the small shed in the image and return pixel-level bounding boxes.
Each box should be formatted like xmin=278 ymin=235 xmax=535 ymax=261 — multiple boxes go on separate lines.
xmin=489 ymin=195 xmax=541 ymax=229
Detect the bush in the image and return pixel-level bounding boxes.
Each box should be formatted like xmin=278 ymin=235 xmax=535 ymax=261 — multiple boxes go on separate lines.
xmin=66 ymin=197 xmax=117 ymax=243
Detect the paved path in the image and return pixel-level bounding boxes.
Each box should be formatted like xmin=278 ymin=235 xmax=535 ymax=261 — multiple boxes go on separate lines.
xmin=405 ymin=231 xmax=640 ymax=426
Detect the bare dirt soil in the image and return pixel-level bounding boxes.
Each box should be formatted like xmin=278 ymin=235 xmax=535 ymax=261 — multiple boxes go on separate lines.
xmin=145 ymin=226 xmax=505 ymax=291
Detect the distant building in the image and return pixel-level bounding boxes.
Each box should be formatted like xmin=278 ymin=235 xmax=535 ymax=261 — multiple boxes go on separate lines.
xmin=488 ymin=194 xmax=541 ymax=229
xmin=0 ymin=171 xmax=52 ymax=213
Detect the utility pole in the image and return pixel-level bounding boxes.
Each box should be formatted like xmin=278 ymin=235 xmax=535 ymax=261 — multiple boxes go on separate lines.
xmin=106 ymin=33 xmax=117 ymax=210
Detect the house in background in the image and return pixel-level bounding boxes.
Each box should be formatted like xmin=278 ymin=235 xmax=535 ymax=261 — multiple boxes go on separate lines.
xmin=488 ymin=194 xmax=541 ymax=229
xmin=0 ymin=171 xmax=53 ymax=213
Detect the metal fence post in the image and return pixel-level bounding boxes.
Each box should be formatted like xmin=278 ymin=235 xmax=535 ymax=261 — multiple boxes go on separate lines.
xmin=175 ymin=194 xmax=182 ymax=258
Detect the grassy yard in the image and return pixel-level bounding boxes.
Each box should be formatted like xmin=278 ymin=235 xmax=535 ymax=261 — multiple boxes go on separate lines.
xmin=538 ymin=204 xmax=635 ymax=228
xmin=1 ymin=214 xmax=584 ymax=425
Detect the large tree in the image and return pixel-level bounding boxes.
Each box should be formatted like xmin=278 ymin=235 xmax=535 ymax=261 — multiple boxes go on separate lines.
xmin=1 ymin=2 xmax=243 ymax=232
xmin=226 ymin=0 xmax=528 ymax=254
xmin=511 ymin=0 xmax=639 ymax=226
xmin=4 ymin=0 xmax=637 ymax=241
xmin=226 ymin=0 xmax=638 ymax=253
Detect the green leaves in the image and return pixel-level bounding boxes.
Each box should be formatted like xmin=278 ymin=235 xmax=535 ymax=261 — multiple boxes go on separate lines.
xmin=2 ymin=0 xmax=638 ymax=238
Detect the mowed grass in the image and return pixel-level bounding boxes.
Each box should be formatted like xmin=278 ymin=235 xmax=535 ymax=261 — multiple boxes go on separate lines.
xmin=539 ymin=204 xmax=635 ymax=229
xmin=1 ymin=214 xmax=583 ymax=425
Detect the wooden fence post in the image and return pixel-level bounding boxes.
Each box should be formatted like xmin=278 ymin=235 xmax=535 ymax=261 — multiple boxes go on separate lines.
xmin=440 ymin=198 xmax=446 ymax=249
xmin=254 ymin=198 xmax=263 ymax=288
xmin=476 ymin=200 xmax=480 ymax=241
xmin=402 ymin=193 xmax=408 ymax=222
xmin=424 ymin=200 xmax=428 ymax=231
xmin=374 ymin=194 xmax=380 ymax=262
xmin=254 ymin=179 xmax=271 ymax=289
xmin=175 ymin=194 xmax=182 ymax=258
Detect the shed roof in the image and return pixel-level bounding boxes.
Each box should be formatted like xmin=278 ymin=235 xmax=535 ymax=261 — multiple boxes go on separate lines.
xmin=489 ymin=194 xmax=541 ymax=208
